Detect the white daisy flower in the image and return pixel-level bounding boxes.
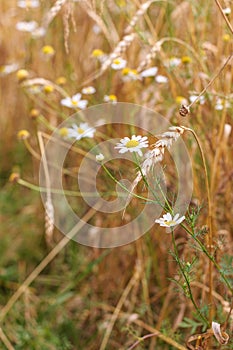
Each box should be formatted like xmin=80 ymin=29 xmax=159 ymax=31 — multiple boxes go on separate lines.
xmin=61 ymin=93 xmax=88 ymax=109
xmin=16 ymin=21 xmax=38 ymax=32
xmin=31 ymin=27 xmax=46 ymax=38
xmin=111 ymin=57 xmax=127 ymax=70
xmin=189 ymin=95 xmax=205 ymax=105
xmin=67 ymin=123 xmax=96 ymax=140
xmin=155 ymin=213 xmax=185 ymax=228
xmin=215 ymin=98 xmax=231 ymax=111
xmin=96 ymin=153 xmax=104 ymax=162
xmin=103 ymin=94 xmax=117 ymax=104
xmin=164 ymin=57 xmax=181 ymax=68
xmin=27 ymin=85 xmax=42 ymax=94
xmin=140 ymin=66 xmax=158 ymax=77
xmin=155 ymin=75 xmax=168 ymax=83
xmin=115 ymin=135 xmax=149 ymax=156
xmin=224 ymin=123 xmax=232 ymax=140
xmin=223 ymin=7 xmax=231 ymax=15
xmin=121 ymin=68 xmax=140 ymax=81
xmin=81 ymin=86 xmax=96 ymax=95
xmin=17 ymin=0 xmax=40 ymax=8
xmin=0 ymin=63 xmax=19 ymax=76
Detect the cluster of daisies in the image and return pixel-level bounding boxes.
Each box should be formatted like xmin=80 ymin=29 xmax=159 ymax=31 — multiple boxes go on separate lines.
xmin=114 ymin=133 xmax=186 ymax=228
xmin=59 ymin=123 xmax=96 ymax=140
xmin=59 ymin=122 xmax=185 ymax=228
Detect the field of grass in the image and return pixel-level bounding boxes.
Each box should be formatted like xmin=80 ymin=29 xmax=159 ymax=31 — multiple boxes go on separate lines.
xmin=0 ymin=0 xmax=233 ymax=349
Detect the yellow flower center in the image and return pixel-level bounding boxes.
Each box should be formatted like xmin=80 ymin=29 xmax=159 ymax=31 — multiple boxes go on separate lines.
xmin=17 ymin=130 xmax=30 ymax=140
xmin=126 ymin=140 xmax=139 ymax=148
xmin=165 ymin=220 xmax=176 ymax=226
xmin=71 ymin=100 xmax=78 ymax=105
xmin=92 ymin=49 xmax=104 ymax=57
xmin=59 ymin=128 xmax=68 ymax=137
xmin=122 ymin=67 xmax=130 ymax=75
xmin=56 ymin=76 xmax=67 ymax=85
xmin=16 ymin=69 xmax=29 ymax=81
xmin=44 ymin=85 xmax=54 ymax=93
xmin=78 ymin=128 xmax=85 ymax=134
xmin=109 ymin=94 xmax=117 ymax=101
xmin=223 ymin=34 xmax=231 ymax=42
xmin=42 ymin=45 xmax=55 ymax=55
xmin=181 ymin=56 xmax=192 ymax=64
xmin=175 ymin=96 xmax=186 ymax=104
xmin=113 ymin=59 xmax=121 ymax=65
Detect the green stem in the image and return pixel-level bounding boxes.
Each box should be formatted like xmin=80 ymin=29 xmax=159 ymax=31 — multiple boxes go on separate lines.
xmin=17 ymin=179 xmax=125 ymax=198
xmin=181 ymin=224 xmax=233 ymax=294
xmin=171 ymin=231 xmax=209 ymax=326
xmin=101 ymin=163 xmax=155 ymax=204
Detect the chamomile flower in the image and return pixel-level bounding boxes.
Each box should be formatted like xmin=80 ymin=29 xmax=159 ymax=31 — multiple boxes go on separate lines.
xmin=17 ymin=0 xmax=40 ymax=8
xmin=104 ymin=94 xmax=117 ymax=104
xmin=140 ymin=66 xmax=158 ymax=77
xmin=155 ymin=75 xmax=168 ymax=83
xmin=0 ymin=63 xmax=19 ymax=76
xmin=121 ymin=67 xmax=139 ymax=81
xmin=223 ymin=7 xmax=231 ymax=15
xmin=56 ymin=76 xmax=67 ymax=86
xmin=181 ymin=56 xmax=192 ymax=64
xmin=215 ymin=98 xmax=231 ymax=110
xmin=67 ymin=123 xmax=96 ymax=140
xmin=175 ymin=96 xmax=188 ymax=106
xmin=61 ymin=93 xmax=88 ymax=109
xmin=189 ymin=94 xmax=205 ymax=105
xmin=27 ymin=85 xmax=42 ymax=94
xmin=16 ymin=69 xmax=29 ymax=81
xmin=41 ymin=45 xmax=55 ymax=58
xmin=164 ymin=57 xmax=181 ymax=68
xmin=96 ymin=153 xmax=105 ymax=162
xmin=155 ymin=213 xmax=185 ymax=228
xmin=92 ymin=49 xmax=107 ymax=63
xmin=16 ymin=21 xmax=38 ymax=32
xmin=111 ymin=57 xmax=127 ymax=70
xmin=17 ymin=130 xmax=30 ymax=140
xmin=31 ymin=27 xmax=46 ymax=38
xmin=81 ymin=86 xmax=96 ymax=95
xmin=59 ymin=127 xmax=69 ymax=138
xmin=43 ymin=85 xmax=54 ymax=94
xmin=223 ymin=34 xmax=231 ymax=42
xmin=115 ymin=135 xmax=148 ymax=156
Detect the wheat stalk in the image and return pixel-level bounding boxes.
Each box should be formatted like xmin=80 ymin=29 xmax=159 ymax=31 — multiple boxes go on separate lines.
xmin=124 ymin=0 xmax=155 ymax=34
xmin=41 ymin=0 xmax=68 ymax=30
xmin=126 ymin=126 xmax=185 ymax=208
xmin=45 ymin=194 xmax=55 ymax=247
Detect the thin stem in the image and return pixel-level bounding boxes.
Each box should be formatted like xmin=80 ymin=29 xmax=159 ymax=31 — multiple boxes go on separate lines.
xmin=127 ymin=333 xmax=158 ymax=350
xmin=101 ymin=163 xmax=155 ymax=203
xmin=171 ymin=231 xmax=209 ymax=326
xmin=17 ymin=178 xmax=125 ymax=197
xmin=182 ymin=126 xmax=214 ymax=322
xmin=187 ymin=54 xmax=233 ymax=109
xmin=214 ymin=0 xmax=233 ymax=35
xmin=181 ymin=224 xmax=233 ymax=294
xmin=0 ymin=328 xmax=14 ymax=350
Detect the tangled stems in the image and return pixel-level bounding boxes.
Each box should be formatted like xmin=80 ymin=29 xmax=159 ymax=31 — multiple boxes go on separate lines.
xmin=171 ymin=230 xmax=209 ymax=327
xmin=132 ymin=153 xmax=171 ymax=212
xmin=181 ymin=223 xmax=233 ymax=295
xmin=101 ymin=163 xmax=155 ymax=204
